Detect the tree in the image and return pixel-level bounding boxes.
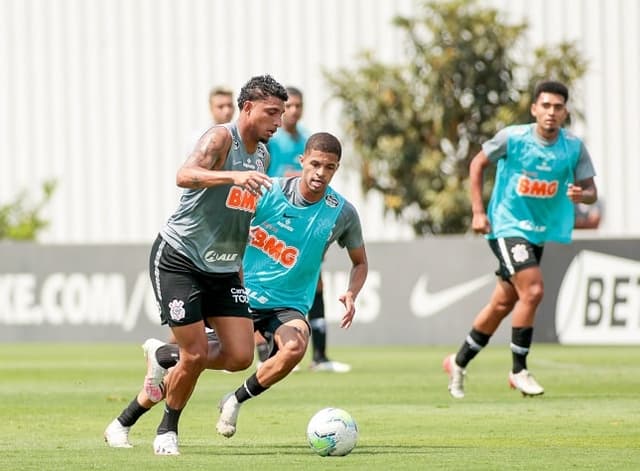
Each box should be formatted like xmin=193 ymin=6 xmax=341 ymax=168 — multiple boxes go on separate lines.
xmin=0 ymin=180 xmax=57 ymax=240
xmin=324 ymin=0 xmax=587 ymax=235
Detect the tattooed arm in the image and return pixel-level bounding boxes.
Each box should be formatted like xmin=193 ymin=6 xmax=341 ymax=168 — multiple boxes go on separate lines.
xmin=176 ymin=126 xmax=271 ymax=194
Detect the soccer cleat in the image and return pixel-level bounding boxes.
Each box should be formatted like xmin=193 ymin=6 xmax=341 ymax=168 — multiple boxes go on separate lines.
xmin=153 ymin=431 xmax=180 ymax=455
xmin=104 ymin=418 xmax=132 ymax=448
xmin=509 ymin=369 xmax=544 ymax=396
xmin=142 ymin=338 xmax=168 ymax=403
xmin=309 ymin=360 xmax=351 ymax=373
xmin=216 ymin=392 xmax=241 ymax=438
xmin=443 ymin=354 xmax=466 ymax=399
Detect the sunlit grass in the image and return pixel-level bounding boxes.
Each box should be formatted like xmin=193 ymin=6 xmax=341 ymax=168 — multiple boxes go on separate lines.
xmin=0 ymin=343 xmax=638 ymax=470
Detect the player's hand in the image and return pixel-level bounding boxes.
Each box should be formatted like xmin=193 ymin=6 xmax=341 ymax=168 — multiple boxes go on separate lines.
xmin=566 ymin=183 xmax=583 ymax=203
xmin=338 ymin=292 xmax=356 ymax=329
xmin=234 ymin=171 xmax=272 ymax=195
xmin=471 ymin=213 xmax=491 ymax=234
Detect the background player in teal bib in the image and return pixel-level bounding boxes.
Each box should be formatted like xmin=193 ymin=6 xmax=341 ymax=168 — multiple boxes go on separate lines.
xmin=266 ymin=86 xmax=309 ymax=177
xmin=443 ymin=80 xmax=598 ymax=399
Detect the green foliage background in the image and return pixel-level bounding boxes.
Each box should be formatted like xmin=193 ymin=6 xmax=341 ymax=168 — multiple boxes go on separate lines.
xmin=325 ymin=0 xmax=587 ymax=235
xmin=0 ymin=180 xmax=56 ymax=241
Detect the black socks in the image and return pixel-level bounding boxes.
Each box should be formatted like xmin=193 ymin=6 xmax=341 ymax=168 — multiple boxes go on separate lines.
xmin=117 ymin=398 xmax=150 ymax=427
xmin=308 ymin=291 xmax=327 ymax=362
xmin=157 ymin=404 xmax=182 ymax=435
xmin=156 ymin=344 xmax=180 ymax=369
xmin=256 ymin=341 xmax=270 ymax=363
xmin=234 ymin=373 xmax=268 ymax=403
xmin=511 ymin=326 xmax=534 ymax=373
xmin=455 ymin=328 xmax=491 ymax=368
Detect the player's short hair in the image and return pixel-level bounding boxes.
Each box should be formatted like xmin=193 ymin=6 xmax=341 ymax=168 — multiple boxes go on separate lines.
xmin=285 ymin=86 xmax=303 ymax=101
xmin=209 ymin=86 xmax=233 ymax=102
xmin=533 ymin=80 xmax=569 ymax=103
xmin=305 ymin=132 xmax=342 ymax=161
xmin=237 ymin=75 xmax=288 ymax=110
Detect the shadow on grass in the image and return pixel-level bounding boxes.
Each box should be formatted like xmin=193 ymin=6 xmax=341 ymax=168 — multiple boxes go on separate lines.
xmin=185 ymin=444 xmax=461 ymax=456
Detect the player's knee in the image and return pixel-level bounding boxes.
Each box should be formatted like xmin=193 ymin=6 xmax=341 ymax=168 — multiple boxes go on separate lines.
xmin=522 ymin=283 xmax=544 ymax=306
xmin=281 ymin=339 xmax=307 ymax=364
xmin=494 ymin=299 xmax=515 ymax=317
xmin=180 ymin=348 xmax=208 ymax=373
xmin=223 ymin=350 xmax=254 ymax=371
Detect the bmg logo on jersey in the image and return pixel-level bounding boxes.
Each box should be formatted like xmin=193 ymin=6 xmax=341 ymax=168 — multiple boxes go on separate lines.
xmin=517 ymin=176 xmax=558 ymax=198
xmin=226 ymin=187 xmax=258 ymax=212
xmin=230 ymin=287 xmax=248 ymax=304
xmin=249 ymin=226 xmax=299 ymax=267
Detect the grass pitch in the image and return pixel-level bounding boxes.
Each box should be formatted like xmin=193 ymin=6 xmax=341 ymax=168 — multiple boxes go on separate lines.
xmin=0 ymin=343 xmax=638 ymax=470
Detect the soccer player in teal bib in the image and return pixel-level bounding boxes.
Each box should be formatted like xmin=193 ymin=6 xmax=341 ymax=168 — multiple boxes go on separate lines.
xmin=265 ymin=86 xmax=352 ymax=373
xmin=213 ymin=132 xmax=367 ymax=437
xmin=443 ymin=80 xmax=598 ymax=399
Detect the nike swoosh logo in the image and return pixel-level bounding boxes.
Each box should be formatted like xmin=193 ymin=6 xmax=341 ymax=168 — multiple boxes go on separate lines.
xmin=410 ymin=273 xmax=495 ymax=318
xmin=283 ymin=213 xmax=299 ymax=219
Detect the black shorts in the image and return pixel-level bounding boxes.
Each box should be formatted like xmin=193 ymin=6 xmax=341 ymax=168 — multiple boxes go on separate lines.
xmin=149 ymin=235 xmax=250 ymax=327
xmin=252 ymin=308 xmax=310 ymax=359
xmin=488 ymin=237 xmax=544 ymax=281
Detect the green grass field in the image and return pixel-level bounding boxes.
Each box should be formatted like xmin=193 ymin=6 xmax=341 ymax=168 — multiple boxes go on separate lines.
xmin=1 ymin=343 xmax=638 ymax=470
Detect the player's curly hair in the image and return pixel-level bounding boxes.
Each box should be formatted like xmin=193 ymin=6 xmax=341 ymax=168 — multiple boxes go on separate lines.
xmin=237 ymin=75 xmax=288 ymax=110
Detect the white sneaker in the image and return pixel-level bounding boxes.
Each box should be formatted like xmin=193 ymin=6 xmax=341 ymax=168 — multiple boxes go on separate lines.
xmin=509 ymin=369 xmax=544 ymax=396
xmin=153 ymin=431 xmax=179 ymax=455
xmin=216 ymin=392 xmax=241 ymax=438
xmin=309 ymin=360 xmax=351 ymax=373
xmin=104 ymin=418 xmax=132 ymax=448
xmin=142 ymin=338 xmax=168 ymax=403
xmin=443 ymin=354 xmax=466 ymax=399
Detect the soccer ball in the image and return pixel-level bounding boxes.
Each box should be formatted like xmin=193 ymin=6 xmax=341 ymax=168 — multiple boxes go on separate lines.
xmin=306 ymin=407 xmax=358 ymax=457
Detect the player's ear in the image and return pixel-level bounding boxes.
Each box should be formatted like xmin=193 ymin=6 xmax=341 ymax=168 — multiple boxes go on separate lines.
xmin=242 ymin=100 xmax=254 ymax=114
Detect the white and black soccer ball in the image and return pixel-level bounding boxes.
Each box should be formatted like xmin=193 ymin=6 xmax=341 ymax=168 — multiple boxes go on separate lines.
xmin=306 ymin=407 xmax=358 ymax=457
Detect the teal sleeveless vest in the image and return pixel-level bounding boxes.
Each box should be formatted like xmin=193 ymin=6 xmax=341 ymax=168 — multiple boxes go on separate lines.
xmin=487 ymin=125 xmax=582 ymax=244
xmin=244 ymin=179 xmax=345 ymax=313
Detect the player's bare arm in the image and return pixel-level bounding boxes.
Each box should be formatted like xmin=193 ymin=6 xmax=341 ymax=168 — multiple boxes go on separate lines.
xmin=567 ymin=177 xmax=597 ymax=204
xmin=176 ymin=126 xmax=232 ymax=188
xmin=469 ymin=150 xmax=492 ymax=234
xmin=338 ymin=246 xmax=368 ymax=329
xmin=176 ymin=127 xmax=272 ymax=194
